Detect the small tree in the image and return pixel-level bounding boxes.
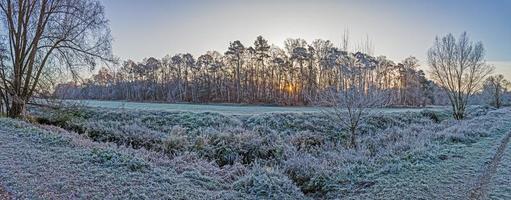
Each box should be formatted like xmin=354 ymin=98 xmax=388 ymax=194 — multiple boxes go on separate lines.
xmin=318 ymin=52 xmax=387 ymax=149
xmin=427 ymin=32 xmax=493 ymax=120
xmin=319 ymin=86 xmax=387 ymax=149
xmin=483 ymin=75 xmax=510 ymax=108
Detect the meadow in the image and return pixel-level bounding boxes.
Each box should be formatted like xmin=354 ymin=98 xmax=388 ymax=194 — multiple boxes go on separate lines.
xmin=58 ymin=99 xmax=443 ymax=115
xmin=0 ymin=103 xmax=505 ymax=199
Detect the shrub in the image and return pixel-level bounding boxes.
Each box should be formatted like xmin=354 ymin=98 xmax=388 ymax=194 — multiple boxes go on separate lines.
xmin=244 ymin=113 xmax=338 ymax=136
xmin=420 ymin=109 xmax=449 ymax=123
xmin=163 ymin=135 xmax=190 ymax=155
xmin=203 ymin=131 xmax=284 ymax=166
xmin=162 ymin=126 xmax=190 ymax=154
xmin=233 ymin=166 xmax=306 ymax=199
xmin=284 ymin=154 xmax=328 ymax=194
xmin=290 ymin=131 xmax=325 ymax=152
xmin=182 ymin=170 xmax=226 ymax=190
xmin=89 ymin=148 xmax=150 ymax=172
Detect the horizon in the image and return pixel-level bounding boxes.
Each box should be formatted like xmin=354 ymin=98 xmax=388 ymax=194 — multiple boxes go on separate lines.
xmin=100 ymin=0 xmax=511 ymax=79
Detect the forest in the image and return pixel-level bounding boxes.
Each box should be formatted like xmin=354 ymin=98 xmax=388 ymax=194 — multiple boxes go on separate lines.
xmin=55 ymin=36 xmax=446 ymax=106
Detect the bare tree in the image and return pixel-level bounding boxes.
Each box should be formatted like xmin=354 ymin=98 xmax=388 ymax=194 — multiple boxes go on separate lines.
xmin=319 ymin=84 xmax=387 ymax=149
xmin=0 ymin=0 xmax=113 ymax=117
xmin=319 ymin=52 xmax=387 ymax=149
xmin=483 ymin=74 xmax=509 ymax=108
xmin=427 ymin=32 xmax=493 ymax=120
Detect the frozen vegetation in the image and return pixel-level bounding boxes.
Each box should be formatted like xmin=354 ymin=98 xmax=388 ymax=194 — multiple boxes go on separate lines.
xmin=0 ymin=105 xmax=510 ymax=199
xmin=57 ymin=99 xmax=444 ymax=115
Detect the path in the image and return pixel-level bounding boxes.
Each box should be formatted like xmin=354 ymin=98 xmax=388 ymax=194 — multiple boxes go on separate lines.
xmin=348 ymin=112 xmax=511 ymax=200
xmin=468 ymin=131 xmax=511 ymax=199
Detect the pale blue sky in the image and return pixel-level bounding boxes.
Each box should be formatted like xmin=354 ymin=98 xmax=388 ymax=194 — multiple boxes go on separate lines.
xmin=100 ymin=0 xmax=511 ymax=78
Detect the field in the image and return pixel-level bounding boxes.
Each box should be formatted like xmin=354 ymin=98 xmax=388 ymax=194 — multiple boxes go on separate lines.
xmin=0 ymin=103 xmax=510 ymax=199
xmin=61 ymin=99 xmax=444 ymax=115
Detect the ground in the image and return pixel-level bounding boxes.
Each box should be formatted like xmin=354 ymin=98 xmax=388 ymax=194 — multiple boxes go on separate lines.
xmin=352 ymin=127 xmax=511 ymax=199
xmin=0 ymin=103 xmax=510 ymax=199
xmin=0 ymin=119 xmax=248 ymax=199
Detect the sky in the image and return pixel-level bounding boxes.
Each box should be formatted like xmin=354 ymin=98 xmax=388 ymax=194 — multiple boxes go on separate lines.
xmin=100 ymin=0 xmax=511 ymax=79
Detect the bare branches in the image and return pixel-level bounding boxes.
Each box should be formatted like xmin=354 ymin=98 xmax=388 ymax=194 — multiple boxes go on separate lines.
xmin=317 ymin=51 xmax=389 ymax=149
xmin=428 ymin=32 xmax=493 ymax=119
xmin=0 ymin=0 xmax=113 ymax=117
xmin=482 ymin=75 xmax=510 ymax=108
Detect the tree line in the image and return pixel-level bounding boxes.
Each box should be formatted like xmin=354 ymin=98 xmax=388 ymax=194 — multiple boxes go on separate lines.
xmin=55 ymin=36 xmax=447 ymax=106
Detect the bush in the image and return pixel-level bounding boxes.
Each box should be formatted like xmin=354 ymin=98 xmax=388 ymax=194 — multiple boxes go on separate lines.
xmin=290 ymin=131 xmax=325 ymax=152
xmin=233 ymin=166 xmax=306 ymax=199
xmin=89 ymin=148 xmax=150 ymax=172
xmin=163 ymin=135 xmax=190 ymax=155
xmin=244 ymin=113 xmax=338 ymax=136
xmin=420 ymin=109 xmax=449 ymax=123
xmin=202 ymin=131 xmax=284 ymax=166
xmin=163 ymin=126 xmax=190 ymax=154
xmin=284 ymin=154 xmax=330 ymax=195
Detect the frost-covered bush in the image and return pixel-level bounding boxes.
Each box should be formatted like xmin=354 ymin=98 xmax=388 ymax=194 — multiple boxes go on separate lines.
xmin=465 ymin=104 xmax=496 ymax=118
xmin=435 ymin=108 xmax=506 ymax=144
xmin=163 ymin=134 xmax=190 ymax=155
xmin=359 ymin=112 xmax=434 ymax=135
xmin=202 ymin=131 xmax=285 ymax=166
xmin=89 ymin=148 xmax=150 ymax=172
xmin=244 ymin=113 xmax=338 ymax=137
xmin=84 ymin=121 xmax=166 ymax=150
xmin=420 ymin=109 xmax=450 ymax=123
xmin=233 ymin=166 xmax=306 ymax=199
xmin=162 ymin=126 xmax=190 ymax=154
xmin=169 ymin=153 xmax=248 ymax=184
xmin=290 ymin=131 xmax=325 ymax=152
xmin=140 ymin=111 xmax=242 ymax=134
xmin=283 ymin=153 xmax=336 ymax=195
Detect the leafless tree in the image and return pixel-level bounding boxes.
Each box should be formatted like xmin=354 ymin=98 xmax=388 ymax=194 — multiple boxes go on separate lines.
xmin=318 ymin=52 xmax=388 ymax=149
xmin=0 ymin=0 xmax=113 ymax=117
xmin=319 ymin=85 xmax=387 ymax=149
xmin=483 ymin=74 xmax=509 ymax=108
xmin=427 ymin=32 xmax=493 ymax=120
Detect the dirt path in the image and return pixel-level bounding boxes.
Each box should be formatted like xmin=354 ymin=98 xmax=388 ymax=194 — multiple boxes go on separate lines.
xmin=468 ymin=131 xmax=511 ymax=200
